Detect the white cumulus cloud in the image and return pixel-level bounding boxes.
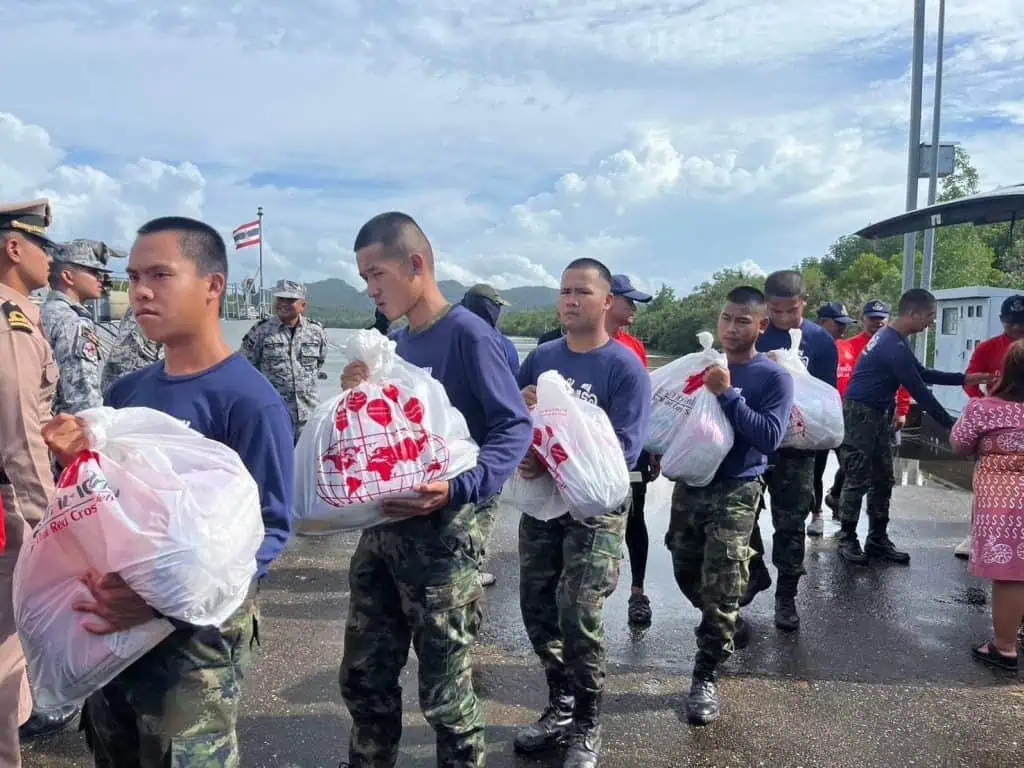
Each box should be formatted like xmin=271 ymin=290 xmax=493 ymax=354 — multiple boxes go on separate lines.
xmin=0 ymin=0 xmax=1021 ymax=296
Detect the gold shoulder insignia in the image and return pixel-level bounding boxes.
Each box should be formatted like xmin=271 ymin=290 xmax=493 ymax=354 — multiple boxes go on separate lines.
xmin=2 ymin=300 xmax=33 ymax=333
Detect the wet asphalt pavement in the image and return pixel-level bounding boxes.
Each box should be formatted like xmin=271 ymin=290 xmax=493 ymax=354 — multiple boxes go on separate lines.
xmin=21 ymin=457 xmax=1024 ymax=767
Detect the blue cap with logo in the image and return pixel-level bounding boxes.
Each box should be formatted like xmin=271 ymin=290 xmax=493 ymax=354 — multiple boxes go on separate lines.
xmin=817 ymin=302 xmax=855 ymax=324
xmin=610 ymin=274 xmax=652 ymax=303
xmin=862 ymin=300 xmax=890 ymax=318
xmin=1000 ymin=295 xmax=1024 ymax=322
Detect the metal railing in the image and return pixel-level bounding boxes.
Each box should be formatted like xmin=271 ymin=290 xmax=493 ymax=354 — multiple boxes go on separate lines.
xmin=87 ymin=278 xmax=270 ymax=323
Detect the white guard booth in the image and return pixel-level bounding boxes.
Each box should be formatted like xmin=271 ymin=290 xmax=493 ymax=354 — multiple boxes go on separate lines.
xmin=932 ymin=286 xmax=1018 ymax=417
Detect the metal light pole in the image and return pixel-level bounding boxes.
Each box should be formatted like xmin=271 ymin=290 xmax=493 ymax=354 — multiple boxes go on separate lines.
xmin=901 ymin=0 xmax=928 ymax=294
xmin=257 ymin=206 xmax=264 ymax=317
xmin=918 ymin=0 xmax=946 ymax=361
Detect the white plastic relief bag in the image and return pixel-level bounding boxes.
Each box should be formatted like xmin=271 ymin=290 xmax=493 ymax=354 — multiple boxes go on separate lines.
xmin=646 ymin=332 xmax=730 ymax=455
xmin=532 ymin=370 xmax=631 ymax=520
xmin=772 ymin=328 xmax=844 ymax=450
xmin=646 ymin=332 xmax=734 ymax=487
xmin=500 ymin=407 xmax=569 ymax=522
xmin=501 ymin=468 xmax=569 ymax=522
xmin=13 ymin=406 xmax=264 ymax=712
xmin=294 ymin=330 xmax=480 ymax=530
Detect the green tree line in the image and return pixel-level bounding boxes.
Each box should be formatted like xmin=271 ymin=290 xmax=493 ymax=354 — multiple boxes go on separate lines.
xmin=502 ymin=148 xmax=1024 ymax=355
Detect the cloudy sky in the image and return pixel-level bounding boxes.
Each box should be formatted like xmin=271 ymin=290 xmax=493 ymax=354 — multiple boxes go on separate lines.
xmin=1 ymin=1 xmax=1022 ymax=294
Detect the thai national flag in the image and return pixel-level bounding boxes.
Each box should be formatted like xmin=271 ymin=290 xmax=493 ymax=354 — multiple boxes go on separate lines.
xmin=232 ymin=220 xmax=261 ymax=249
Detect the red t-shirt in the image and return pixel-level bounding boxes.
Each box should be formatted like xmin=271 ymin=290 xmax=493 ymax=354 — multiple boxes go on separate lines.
xmin=838 ymin=332 xmax=911 ymax=417
xmin=613 ymin=329 xmax=648 ymax=368
xmin=965 ymin=333 xmax=1014 ymax=397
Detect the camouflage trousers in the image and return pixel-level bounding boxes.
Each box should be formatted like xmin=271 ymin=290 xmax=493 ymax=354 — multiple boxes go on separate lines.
xmin=339 ymin=500 xmax=493 ymax=768
xmin=518 ymin=504 xmax=628 ymax=698
xmin=666 ymin=479 xmax=760 ymax=674
xmin=839 ymin=401 xmax=896 ymax=530
xmin=748 ymin=449 xmax=815 ymax=583
xmin=81 ymin=588 xmax=259 ymax=768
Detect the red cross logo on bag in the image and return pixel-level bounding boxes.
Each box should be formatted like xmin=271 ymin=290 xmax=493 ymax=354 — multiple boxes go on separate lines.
xmin=317 ymin=383 xmax=449 ymax=506
xmin=682 ymin=368 xmax=709 ymax=395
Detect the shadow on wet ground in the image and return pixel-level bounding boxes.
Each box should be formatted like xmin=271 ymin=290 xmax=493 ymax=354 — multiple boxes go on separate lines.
xmin=21 ymin=458 xmax=1024 ymax=768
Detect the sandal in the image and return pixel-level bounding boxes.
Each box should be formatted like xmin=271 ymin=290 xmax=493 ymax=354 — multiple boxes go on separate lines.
xmin=971 ymin=640 xmax=1018 ymax=671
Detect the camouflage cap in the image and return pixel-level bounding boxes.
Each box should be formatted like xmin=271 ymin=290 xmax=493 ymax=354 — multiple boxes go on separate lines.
xmin=0 ymin=198 xmax=55 ymax=247
xmin=466 ymin=283 xmax=509 ymax=306
xmin=273 ymin=279 xmax=306 ymax=299
xmin=49 ymin=239 xmax=121 ymax=272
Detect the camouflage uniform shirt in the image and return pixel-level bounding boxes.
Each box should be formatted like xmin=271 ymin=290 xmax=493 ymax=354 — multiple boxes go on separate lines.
xmin=100 ymin=307 xmax=164 ymax=396
xmin=241 ymin=315 xmax=328 ymax=435
xmin=41 ymin=290 xmax=102 ymax=415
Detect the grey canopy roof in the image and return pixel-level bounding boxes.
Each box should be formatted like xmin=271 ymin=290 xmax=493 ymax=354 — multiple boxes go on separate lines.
xmin=855 ymin=183 xmax=1024 ymax=240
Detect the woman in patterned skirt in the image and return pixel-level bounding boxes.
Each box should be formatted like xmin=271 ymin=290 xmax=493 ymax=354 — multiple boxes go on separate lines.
xmin=950 ymin=339 xmax=1024 ymax=671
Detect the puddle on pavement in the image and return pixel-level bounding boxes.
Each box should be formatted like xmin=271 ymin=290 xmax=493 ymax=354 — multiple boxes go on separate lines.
xmin=934 ymin=586 xmax=988 ymax=606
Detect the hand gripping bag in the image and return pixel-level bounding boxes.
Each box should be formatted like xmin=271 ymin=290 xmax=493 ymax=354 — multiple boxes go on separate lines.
xmin=294 ymin=330 xmax=480 ymax=530
xmin=500 ymin=468 xmax=569 ymax=522
xmin=646 ymin=332 xmax=729 ymax=455
xmin=13 ymin=406 xmax=264 ymax=712
xmin=773 ymin=328 xmax=844 ymax=450
xmin=659 ymin=378 xmax=734 ymax=488
xmin=532 ymin=371 xmax=631 ymax=520
xmin=499 ymin=408 xmax=569 ymax=522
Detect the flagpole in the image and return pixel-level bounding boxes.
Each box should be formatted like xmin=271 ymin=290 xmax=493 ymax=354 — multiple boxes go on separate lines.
xmin=257 ymin=206 xmax=264 ymax=317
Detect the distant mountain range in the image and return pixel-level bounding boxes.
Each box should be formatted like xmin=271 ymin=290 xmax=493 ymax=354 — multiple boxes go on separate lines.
xmin=304 ymin=278 xmax=559 ymax=313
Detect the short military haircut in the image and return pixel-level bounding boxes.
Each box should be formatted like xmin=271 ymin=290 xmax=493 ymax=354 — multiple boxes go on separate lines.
xmin=564 ymin=257 xmax=613 ymax=286
xmin=137 ymin=216 xmax=228 ymax=279
xmin=725 ymin=285 xmax=767 ymax=312
xmin=764 ymin=269 xmax=805 ymax=299
xmin=353 ymin=211 xmax=431 ymax=261
xmin=47 ymin=264 xmax=68 ymax=289
xmin=898 ymin=288 xmax=936 ymax=315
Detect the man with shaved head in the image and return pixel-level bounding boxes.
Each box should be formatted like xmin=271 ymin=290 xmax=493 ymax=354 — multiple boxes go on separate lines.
xmin=338 ymin=212 xmax=532 ymax=768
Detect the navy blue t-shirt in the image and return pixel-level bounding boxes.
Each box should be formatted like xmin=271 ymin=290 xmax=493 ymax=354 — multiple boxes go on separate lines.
xmin=498 ymin=333 xmax=520 ymax=378
xmin=105 ymin=354 xmax=295 ymax=579
xmin=714 ymin=354 xmax=795 ymax=481
xmin=757 ymin=319 xmax=838 ymax=387
xmin=845 ymin=326 xmax=964 ymax=429
xmin=518 ymin=337 xmax=651 ymax=470
xmin=391 ymin=305 xmax=532 ymax=507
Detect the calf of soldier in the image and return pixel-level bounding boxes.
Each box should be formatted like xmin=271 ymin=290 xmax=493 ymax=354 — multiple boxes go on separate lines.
xmin=667 ymin=288 xmax=794 ymax=725
xmin=339 ymin=213 xmax=532 ymax=768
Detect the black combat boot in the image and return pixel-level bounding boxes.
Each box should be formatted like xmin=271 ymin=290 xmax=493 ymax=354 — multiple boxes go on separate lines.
xmin=563 ymin=692 xmax=602 ymax=768
xmin=685 ymin=669 xmax=720 ymax=725
xmin=837 ymin=524 xmax=868 ymax=565
xmin=865 ymin=518 xmax=910 ymax=564
xmin=774 ymin=574 xmax=800 ymax=632
xmin=19 ymin=706 xmax=79 ymax=741
xmin=514 ymin=671 xmax=575 ymax=753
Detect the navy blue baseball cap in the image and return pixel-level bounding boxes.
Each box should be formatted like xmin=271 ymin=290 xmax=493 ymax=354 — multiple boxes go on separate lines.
xmin=817 ymin=302 xmax=855 ymax=324
xmin=862 ymin=300 xmax=890 ymax=318
xmin=610 ymin=274 xmax=652 ymax=303
xmin=1000 ymin=295 xmax=1024 ymax=321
